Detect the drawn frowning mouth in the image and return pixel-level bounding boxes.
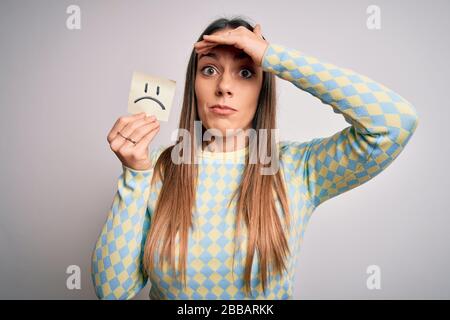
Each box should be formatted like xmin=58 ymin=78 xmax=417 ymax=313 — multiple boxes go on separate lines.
xmin=134 ymin=96 xmax=166 ymax=110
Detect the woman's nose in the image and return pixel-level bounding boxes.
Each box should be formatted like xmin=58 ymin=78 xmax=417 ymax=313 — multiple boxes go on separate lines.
xmin=215 ymin=72 xmax=233 ymax=97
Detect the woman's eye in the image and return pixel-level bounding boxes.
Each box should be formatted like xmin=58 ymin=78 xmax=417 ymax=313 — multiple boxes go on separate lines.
xmin=239 ymin=69 xmax=253 ymax=79
xmin=200 ymin=66 xmax=253 ymax=78
xmin=201 ymin=66 xmax=216 ymax=76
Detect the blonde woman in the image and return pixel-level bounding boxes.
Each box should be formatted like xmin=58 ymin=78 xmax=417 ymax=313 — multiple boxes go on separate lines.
xmin=91 ymin=17 xmax=419 ymax=300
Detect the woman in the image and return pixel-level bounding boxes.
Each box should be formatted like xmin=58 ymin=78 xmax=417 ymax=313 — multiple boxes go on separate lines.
xmin=91 ymin=17 xmax=419 ymax=300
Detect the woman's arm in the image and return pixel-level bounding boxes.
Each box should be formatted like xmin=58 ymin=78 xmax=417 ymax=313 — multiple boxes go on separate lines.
xmin=262 ymin=43 xmax=419 ymax=208
xmin=91 ymin=147 xmax=164 ymax=299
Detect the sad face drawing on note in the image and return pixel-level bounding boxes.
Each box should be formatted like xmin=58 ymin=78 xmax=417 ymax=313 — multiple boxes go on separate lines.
xmin=127 ymin=71 xmax=176 ymax=122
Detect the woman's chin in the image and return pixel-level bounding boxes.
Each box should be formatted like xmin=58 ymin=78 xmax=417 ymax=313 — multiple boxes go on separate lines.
xmin=204 ymin=120 xmax=234 ymax=134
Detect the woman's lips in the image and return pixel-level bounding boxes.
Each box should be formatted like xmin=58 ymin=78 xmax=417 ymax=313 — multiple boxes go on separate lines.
xmin=209 ymin=104 xmax=237 ymax=115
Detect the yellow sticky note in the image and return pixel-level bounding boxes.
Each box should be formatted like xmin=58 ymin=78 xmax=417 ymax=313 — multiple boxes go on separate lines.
xmin=127 ymin=71 xmax=176 ymax=122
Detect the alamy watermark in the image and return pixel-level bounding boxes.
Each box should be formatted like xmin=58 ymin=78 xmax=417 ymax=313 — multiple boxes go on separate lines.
xmin=66 ymin=265 xmax=81 ymax=290
xmin=366 ymin=5 xmax=381 ymax=30
xmin=169 ymin=121 xmax=281 ymax=175
xmin=366 ymin=264 xmax=382 ymax=290
xmin=66 ymin=5 xmax=81 ymax=30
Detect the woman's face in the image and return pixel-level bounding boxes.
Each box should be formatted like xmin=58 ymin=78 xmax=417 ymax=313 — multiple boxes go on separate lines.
xmin=195 ymin=28 xmax=264 ymax=138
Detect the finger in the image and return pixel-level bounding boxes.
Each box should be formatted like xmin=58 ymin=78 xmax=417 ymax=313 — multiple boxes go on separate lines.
xmin=195 ymin=44 xmax=217 ymax=52
xmin=194 ymin=39 xmax=216 ymax=47
xmin=202 ymin=33 xmax=236 ymax=46
xmin=195 ymin=44 xmax=217 ymax=53
xmin=118 ymin=121 xmax=160 ymax=151
xmin=108 ymin=112 xmax=146 ymax=143
xmin=196 ymin=46 xmax=215 ymax=55
xmin=134 ymin=124 xmax=160 ymax=151
xmin=254 ymin=24 xmax=263 ymax=38
xmin=194 ymin=40 xmax=217 ymax=51
xmin=110 ymin=131 xmax=135 ymax=151
xmin=195 ymin=42 xmax=219 ymax=55
xmin=111 ymin=115 xmax=156 ymax=149
xmin=128 ymin=120 xmax=160 ymax=146
xmin=120 ymin=114 xmax=157 ymax=138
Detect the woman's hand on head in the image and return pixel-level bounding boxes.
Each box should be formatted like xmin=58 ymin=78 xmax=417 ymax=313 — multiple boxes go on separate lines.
xmin=107 ymin=112 xmax=160 ymax=171
xmin=194 ymin=24 xmax=269 ymax=67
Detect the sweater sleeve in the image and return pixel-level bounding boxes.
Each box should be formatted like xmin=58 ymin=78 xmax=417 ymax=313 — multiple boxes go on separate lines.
xmin=262 ymin=43 xmax=419 ymax=209
xmin=91 ymin=146 xmax=165 ymax=299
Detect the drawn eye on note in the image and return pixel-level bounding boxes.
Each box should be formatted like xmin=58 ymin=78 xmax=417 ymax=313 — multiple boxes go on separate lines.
xmin=128 ymin=71 xmax=176 ymax=122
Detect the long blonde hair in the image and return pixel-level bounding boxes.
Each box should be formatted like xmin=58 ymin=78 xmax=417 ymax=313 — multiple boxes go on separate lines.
xmin=143 ymin=17 xmax=291 ymax=297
